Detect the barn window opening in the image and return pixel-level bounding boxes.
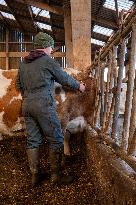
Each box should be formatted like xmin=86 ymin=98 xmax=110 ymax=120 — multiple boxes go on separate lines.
xmin=93 ymin=25 xmax=114 ymax=37
xmin=103 ymin=0 xmax=134 ymax=12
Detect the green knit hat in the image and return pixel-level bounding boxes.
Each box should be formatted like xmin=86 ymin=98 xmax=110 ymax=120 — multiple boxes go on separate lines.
xmin=34 ymin=32 xmax=54 ymax=49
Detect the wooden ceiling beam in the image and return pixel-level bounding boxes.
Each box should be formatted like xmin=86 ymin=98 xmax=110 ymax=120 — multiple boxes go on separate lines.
xmin=0 ymin=4 xmax=117 ymax=30
xmin=0 ymin=12 xmax=10 ymax=28
xmin=0 ymin=51 xmax=66 ymax=58
xmin=15 ymin=0 xmax=63 ymax=15
xmin=92 ymin=32 xmax=109 ymax=42
xmin=28 ymin=4 xmax=35 ymax=23
xmin=5 ymin=0 xmax=26 ymax=32
xmin=92 ymin=15 xmax=118 ymax=30
xmin=0 ymin=4 xmax=63 ymax=29
xmin=92 ymin=7 xmax=136 ymax=66
xmin=0 ymin=4 xmax=9 ymax=12
xmin=0 ymin=18 xmax=52 ymax=34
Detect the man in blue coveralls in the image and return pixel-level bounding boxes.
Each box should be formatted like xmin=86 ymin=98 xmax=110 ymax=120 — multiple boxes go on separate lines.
xmin=16 ymin=32 xmax=86 ymax=187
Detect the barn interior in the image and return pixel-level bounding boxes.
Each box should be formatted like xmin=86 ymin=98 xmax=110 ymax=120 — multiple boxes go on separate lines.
xmin=1 ymin=0 xmax=136 ymax=204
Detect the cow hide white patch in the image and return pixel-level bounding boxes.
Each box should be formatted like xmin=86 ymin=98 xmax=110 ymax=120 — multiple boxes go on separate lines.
xmin=0 ymin=111 xmax=10 ymax=135
xmin=9 ymin=94 xmax=22 ymax=104
xmin=0 ymin=70 xmax=12 ymax=98
xmin=11 ymin=117 xmax=24 ymax=132
xmin=64 ymin=67 xmax=81 ymax=76
xmin=60 ymin=89 xmax=66 ymax=102
xmin=66 ymin=116 xmax=87 ymax=134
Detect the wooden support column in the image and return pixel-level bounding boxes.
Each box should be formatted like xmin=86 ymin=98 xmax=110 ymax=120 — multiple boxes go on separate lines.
xmin=104 ymin=47 xmax=117 ymax=133
xmin=93 ymin=54 xmax=101 ymax=127
xmin=63 ymin=0 xmax=74 ymax=67
xmin=70 ymin=0 xmax=91 ymax=71
xmin=111 ymin=39 xmax=126 ymax=140
xmin=127 ymin=25 xmax=136 ymax=155
xmin=121 ymin=24 xmax=136 ymax=151
xmin=127 ymin=73 xmax=136 ymax=156
xmin=103 ymin=51 xmax=112 ymax=130
xmin=6 ymin=28 xmax=9 ymax=70
xmin=100 ymin=63 xmax=105 ymax=127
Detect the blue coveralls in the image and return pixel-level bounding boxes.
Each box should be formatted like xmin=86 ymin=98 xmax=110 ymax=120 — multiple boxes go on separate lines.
xmin=16 ymin=54 xmax=80 ymax=151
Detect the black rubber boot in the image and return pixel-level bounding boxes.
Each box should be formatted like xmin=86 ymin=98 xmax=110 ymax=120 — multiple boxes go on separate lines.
xmin=27 ymin=148 xmax=47 ymax=187
xmin=49 ymin=148 xmax=74 ymax=186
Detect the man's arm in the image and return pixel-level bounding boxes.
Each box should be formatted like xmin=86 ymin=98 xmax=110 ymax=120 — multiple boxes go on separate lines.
xmin=47 ymin=58 xmax=85 ymax=91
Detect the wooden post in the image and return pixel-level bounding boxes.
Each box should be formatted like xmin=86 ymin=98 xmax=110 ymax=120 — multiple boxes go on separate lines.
xmin=111 ymin=39 xmax=126 ymax=140
xmin=103 ymin=51 xmax=112 ymax=130
xmin=128 ymin=129 xmax=136 ymax=156
xmin=121 ymin=24 xmax=136 ymax=150
xmin=91 ymin=8 xmax=136 ymax=68
xmin=93 ymin=54 xmax=101 ymax=127
xmin=63 ymin=0 xmax=74 ymax=67
xmin=127 ymin=70 xmax=136 ymax=155
xmin=104 ymin=47 xmax=117 ymax=133
xmin=6 ymin=28 xmax=9 ymax=70
xmin=100 ymin=63 xmax=105 ymax=127
xmin=70 ymin=0 xmax=91 ymax=71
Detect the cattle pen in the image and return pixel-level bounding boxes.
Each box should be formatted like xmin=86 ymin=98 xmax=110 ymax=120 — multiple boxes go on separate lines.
xmin=1 ymin=0 xmax=136 ymax=205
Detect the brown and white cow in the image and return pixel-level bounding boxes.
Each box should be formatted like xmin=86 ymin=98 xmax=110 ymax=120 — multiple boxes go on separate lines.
xmin=55 ymin=68 xmax=97 ymax=154
xmin=0 ymin=68 xmax=97 ymax=154
xmin=0 ymin=69 xmax=23 ymax=138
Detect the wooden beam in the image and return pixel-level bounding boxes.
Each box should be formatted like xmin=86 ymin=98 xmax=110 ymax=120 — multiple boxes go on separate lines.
xmin=70 ymin=0 xmax=91 ymax=71
xmin=0 ymin=4 xmax=50 ymax=24
xmin=0 ymin=52 xmax=66 ymax=58
xmin=96 ymin=0 xmax=106 ymax=14
xmin=5 ymin=28 xmax=9 ymax=70
xmin=0 ymin=17 xmax=52 ymax=34
xmin=92 ymin=15 xmax=118 ymax=30
xmin=0 ymin=4 xmax=63 ymax=30
xmin=114 ymin=0 xmax=119 ymax=24
xmin=28 ymin=4 xmax=35 ymax=24
xmin=0 ymin=11 xmax=10 ymax=28
xmin=0 ymin=4 xmax=10 ymax=13
xmin=92 ymin=32 xmax=109 ymax=42
xmin=5 ymin=0 xmax=26 ymax=32
xmin=92 ymin=7 xmax=136 ymax=67
xmin=15 ymin=0 xmax=63 ymax=15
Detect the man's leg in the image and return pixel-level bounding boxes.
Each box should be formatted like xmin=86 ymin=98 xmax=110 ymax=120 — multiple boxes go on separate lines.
xmin=25 ymin=116 xmax=44 ymax=187
xmin=38 ymin=107 xmax=73 ymax=185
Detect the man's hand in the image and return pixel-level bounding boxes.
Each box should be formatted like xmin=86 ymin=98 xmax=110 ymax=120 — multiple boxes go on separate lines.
xmin=79 ymin=83 xmax=86 ymax=92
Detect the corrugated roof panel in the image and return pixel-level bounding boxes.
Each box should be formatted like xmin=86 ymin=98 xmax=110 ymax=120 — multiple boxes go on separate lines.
xmin=1 ymin=11 xmax=15 ymax=20
xmin=31 ymin=6 xmax=41 ymax=15
xmin=0 ymin=0 xmax=7 ymax=6
xmin=104 ymin=0 xmax=134 ymax=11
xmin=93 ymin=25 xmax=113 ymax=36
xmin=91 ymin=38 xmax=105 ymax=46
xmin=36 ymin=22 xmax=52 ymax=30
xmin=39 ymin=10 xmax=50 ymax=18
xmin=31 ymin=6 xmax=50 ymax=18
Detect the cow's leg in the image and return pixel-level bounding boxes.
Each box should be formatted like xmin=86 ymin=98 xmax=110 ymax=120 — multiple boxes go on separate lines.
xmin=64 ymin=130 xmax=71 ymax=155
xmin=0 ymin=133 xmax=3 ymax=140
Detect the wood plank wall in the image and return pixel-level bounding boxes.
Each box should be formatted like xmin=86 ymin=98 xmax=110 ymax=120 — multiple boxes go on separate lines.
xmin=0 ymin=25 xmax=66 ymax=70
